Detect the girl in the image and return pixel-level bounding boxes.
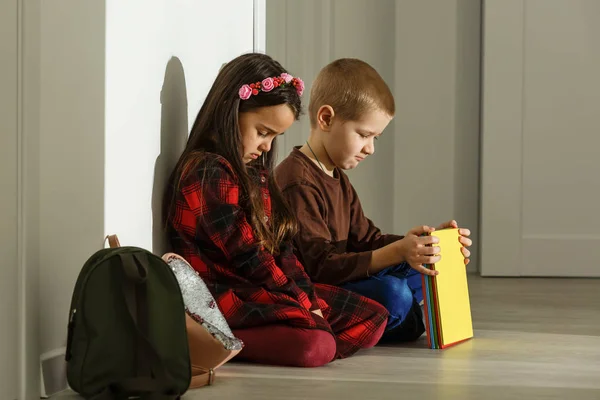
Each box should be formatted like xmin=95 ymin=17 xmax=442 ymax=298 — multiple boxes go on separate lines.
xmin=163 ymin=53 xmax=388 ymax=368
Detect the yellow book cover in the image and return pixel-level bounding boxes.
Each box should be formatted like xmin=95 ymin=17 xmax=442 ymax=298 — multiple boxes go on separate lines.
xmin=430 ymin=228 xmax=473 ymax=347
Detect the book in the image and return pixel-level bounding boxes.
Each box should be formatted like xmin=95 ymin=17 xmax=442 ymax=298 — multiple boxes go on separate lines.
xmin=421 ymin=228 xmax=473 ymax=349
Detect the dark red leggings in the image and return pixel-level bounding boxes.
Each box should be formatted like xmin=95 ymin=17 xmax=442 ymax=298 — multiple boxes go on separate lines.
xmin=232 ymin=323 xmax=383 ymax=368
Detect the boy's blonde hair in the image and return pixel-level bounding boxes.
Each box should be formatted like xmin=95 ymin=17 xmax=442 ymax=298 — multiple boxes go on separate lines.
xmin=308 ymin=58 xmax=395 ymax=128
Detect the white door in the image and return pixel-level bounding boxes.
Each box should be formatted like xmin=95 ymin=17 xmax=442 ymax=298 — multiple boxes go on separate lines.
xmin=480 ymin=0 xmax=600 ymax=277
xmin=0 ymin=0 xmax=20 ymax=398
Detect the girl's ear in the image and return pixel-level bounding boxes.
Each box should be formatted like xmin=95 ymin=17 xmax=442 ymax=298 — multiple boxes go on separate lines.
xmin=317 ymin=105 xmax=335 ymax=132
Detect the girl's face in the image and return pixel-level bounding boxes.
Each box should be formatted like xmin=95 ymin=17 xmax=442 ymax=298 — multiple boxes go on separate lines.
xmin=239 ymin=104 xmax=295 ymax=164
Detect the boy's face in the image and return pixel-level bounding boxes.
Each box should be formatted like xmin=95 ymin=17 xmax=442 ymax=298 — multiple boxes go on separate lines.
xmin=324 ymin=108 xmax=392 ymax=170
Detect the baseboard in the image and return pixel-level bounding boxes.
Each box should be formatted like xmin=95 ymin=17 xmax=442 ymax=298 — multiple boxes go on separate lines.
xmin=40 ymin=347 xmax=68 ymax=398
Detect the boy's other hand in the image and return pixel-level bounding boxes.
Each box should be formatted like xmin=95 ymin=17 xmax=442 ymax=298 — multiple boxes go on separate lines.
xmin=397 ymin=225 xmax=441 ymax=276
xmin=436 ymin=220 xmax=472 ymax=266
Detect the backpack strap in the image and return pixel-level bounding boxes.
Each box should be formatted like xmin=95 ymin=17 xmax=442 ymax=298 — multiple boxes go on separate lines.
xmin=119 ymin=253 xmax=152 ymax=380
xmin=105 ymin=234 xmax=121 ymax=249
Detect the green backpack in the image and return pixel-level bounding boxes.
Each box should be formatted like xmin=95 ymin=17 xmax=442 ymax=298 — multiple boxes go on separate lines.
xmin=65 ymin=237 xmax=191 ymax=399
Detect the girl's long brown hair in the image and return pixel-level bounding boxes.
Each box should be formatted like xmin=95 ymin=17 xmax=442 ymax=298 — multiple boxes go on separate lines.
xmin=163 ymin=53 xmax=302 ymax=254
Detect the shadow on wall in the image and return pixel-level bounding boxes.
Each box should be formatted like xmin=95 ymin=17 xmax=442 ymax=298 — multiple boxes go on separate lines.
xmin=152 ymin=56 xmax=189 ymax=255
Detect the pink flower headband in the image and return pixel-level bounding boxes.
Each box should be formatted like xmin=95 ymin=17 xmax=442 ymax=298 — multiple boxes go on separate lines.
xmin=238 ymin=73 xmax=304 ymax=100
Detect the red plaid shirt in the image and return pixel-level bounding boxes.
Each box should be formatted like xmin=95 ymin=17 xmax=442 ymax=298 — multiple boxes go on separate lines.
xmin=168 ymin=154 xmax=331 ymax=331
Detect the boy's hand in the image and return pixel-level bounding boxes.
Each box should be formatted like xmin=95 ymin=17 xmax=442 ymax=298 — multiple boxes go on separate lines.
xmin=436 ymin=220 xmax=472 ymax=266
xmin=397 ymin=225 xmax=441 ymax=276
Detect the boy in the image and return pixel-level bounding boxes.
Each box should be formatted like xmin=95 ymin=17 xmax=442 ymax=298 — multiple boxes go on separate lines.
xmin=275 ymin=58 xmax=472 ymax=342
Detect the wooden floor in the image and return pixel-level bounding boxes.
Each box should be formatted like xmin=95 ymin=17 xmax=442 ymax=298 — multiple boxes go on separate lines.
xmin=58 ymin=275 xmax=600 ymax=399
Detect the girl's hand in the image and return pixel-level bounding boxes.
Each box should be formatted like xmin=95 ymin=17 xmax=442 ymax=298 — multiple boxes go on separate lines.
xmin=437 ymin=220 xmax=472 ymax=265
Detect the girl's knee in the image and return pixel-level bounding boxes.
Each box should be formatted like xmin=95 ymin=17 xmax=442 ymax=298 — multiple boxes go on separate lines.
xmin=288 ymin=329 xmax=337 ymax=367
xmin=234 ymin=325 xmax=336 ymax=368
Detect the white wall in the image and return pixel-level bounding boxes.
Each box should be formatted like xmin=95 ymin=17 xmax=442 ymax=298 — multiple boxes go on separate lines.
xmin=266 ymin=0 xmax=481 ymax=271
xmin=7 ymin=0 xmax=261 ymax=396
xmin=104 ymin=0 xmax=256 ymax=255
xmin=37 ymin=0 xmax=258 ymax=357
xmin=0 ymin=0 xmax=260 ymax=396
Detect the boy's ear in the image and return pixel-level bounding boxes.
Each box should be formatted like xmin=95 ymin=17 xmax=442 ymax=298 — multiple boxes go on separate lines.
xmin=317 ymin=105 xmax=335 ymax=132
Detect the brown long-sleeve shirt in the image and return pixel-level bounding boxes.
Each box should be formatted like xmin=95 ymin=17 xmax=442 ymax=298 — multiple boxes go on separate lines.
xmin=275 ymin=147 xmax=403 ymax=285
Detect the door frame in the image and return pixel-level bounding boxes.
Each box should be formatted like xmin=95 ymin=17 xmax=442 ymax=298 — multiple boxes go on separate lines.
xmin=17 ymin=0 xmax=41 ymax=398
xmin=253 ymin=0 xmax=266 ymax=53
